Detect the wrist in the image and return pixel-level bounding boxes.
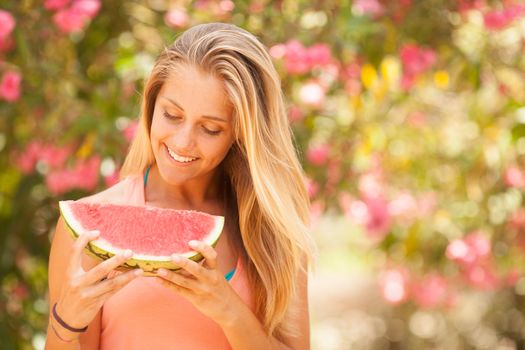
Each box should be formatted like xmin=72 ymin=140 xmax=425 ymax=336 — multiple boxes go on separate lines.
xmin=218 ymin=297 xmax=248 ymax=331
xmin=53 ymin=302 xmax=89 ymax=332
xmin=50 ymin=316 xmax=81 ymax=343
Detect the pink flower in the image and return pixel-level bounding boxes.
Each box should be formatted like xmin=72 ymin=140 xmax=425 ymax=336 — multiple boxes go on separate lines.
xmin=306 ymin=44 xmax=332 ymax=67
xmin=463 ymin=263 xmax=499 ymax=290
xmin=464 ymin=231 xmax=491 ymax=258
xmin=164 ymin=8 xmax=189 ymax=28
xmin=39 ymin=144 xmax=72 ymax=168
xmin=12 ymin=281 xmax=29 ymax=300
xmin=344 ymin=80 xmax=362 ymax=96
xmin=306 ymin=143 xmax=330 ymax=166
xmin=281 ymin=40 xmax=333 ymax=75
xmin=44 ymin=0 xmax=71 ymax=11
xmin=193 ymin=0 xmax=211 ymax=11
xmin=358 ymin=170 xmax=383 ymax=199
xmin=123 ymin=120 xmax=138 ymax=143
xmin=400 ymin=44 xmax=436 ymax=90
xmin=504 ymin=166 xmax=525 ymax=188
xmin=446 ymin=239 xmax=474 ymax=264
xmin=52 ymin=1 xmax=100 ymax=34
xmin=14 ymin=141 xmax=41 ymax=174
xmin=45 ymin=156 xmax=100 ymax=195
xmin=287 ymin=104 xmax=304 ymax=122
xmin=505 ymin=269 xmax=521 ymax=287
xmin=339 ymin=193 xmax=369 ymax=226
xmin=284 ymin=40 xmax=309 ymax=74
xmin=508 ymin=208 xmax=525 ymax=231
xmin=379 ymin=268 xmax=410 ymax=304
xmin=249 ymin=1 xmax=264 ymax=14
xmin=73 ymin=155 xmax=101 ymax=189
xmin=363 ymin=196 xmax=391 ymax=241
xmin=388 ymin=191 xmax=436 ymax=225
xmin=446 ymin=231 xmax=491 ymax=267
xmin=340 ymin=192 xmax=391 ymax=242
xmin=389 ymin=192 xmax=418 ymax=218
xmin=0 ymin=71 xmax=21 ymax=102
xmin=269 ymin=44 xmax=286 ymax=59
xmin=411 ymin=274 xmax=449 ymax=309
xmin=14 ymin=141 xmax=72 ymax=174
xmin=457 ymin=0 xmax=485 ymax=13
xmin=70 ymin=0 xmax=101 ymax=18
xmin=53 ymin=9 xmax=89 ymax=33
xmin=299 ymin=81 xmax=325 ymax=107
xmin=484 ymin=4 xmax=525 ymax=31
xmin=352 ymin=0 xmax=385 ymax=18
xmin=0 ymin=10 xmax=15 ymax=40
xmin=218 ymin=0 xmax=235 ymax=13
xmin=104 ymin=167 xmax=120 ymax=187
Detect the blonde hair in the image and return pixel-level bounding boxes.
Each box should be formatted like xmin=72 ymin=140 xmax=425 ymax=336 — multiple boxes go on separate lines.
xmin=120 ymin=23 xmax=315 ymax=339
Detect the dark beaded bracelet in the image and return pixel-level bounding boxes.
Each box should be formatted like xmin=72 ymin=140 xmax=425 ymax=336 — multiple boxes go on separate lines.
xmin=52 ymin=303 xmax=88 ymax=333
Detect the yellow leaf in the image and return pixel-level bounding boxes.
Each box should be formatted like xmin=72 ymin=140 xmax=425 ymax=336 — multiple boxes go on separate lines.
xmin=380 ymin=56 xmax=400 ymax=87
xmin=76 ymin=135 xmax=95 ymax=159
xmin=434 ymin=70 xmax=450 ymax=89
xmin=361 ymin=63 xmax=378 ymax=89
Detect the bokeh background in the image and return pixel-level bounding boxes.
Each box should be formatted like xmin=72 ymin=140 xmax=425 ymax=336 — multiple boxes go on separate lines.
xmin=2 ymin=0 xmax=525 ymax=349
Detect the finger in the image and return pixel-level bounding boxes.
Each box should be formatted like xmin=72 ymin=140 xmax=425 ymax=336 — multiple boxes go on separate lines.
xmin=70 ymin=230 xmax=100 ymax=274
xmin=171 ymin=254 xmax=210 ymax=280
xmin=88 ymin=268 xmax=144 ymax=298
xmin=157 ymin=268 xmax=199 ymax=291
xmin=83 ymin=249 xmax=134 ymax=285
xmin=188 ymin=240 xmax=218 ymax=270
xmin=155 ymin=273 xmax=193 ymax=297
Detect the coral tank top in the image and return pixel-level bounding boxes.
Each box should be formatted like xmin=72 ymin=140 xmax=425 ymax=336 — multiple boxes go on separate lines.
xmin=84 ymin=172 xmax=253 ymax=350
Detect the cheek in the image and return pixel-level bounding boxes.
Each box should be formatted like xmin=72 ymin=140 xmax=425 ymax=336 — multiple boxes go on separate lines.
xmin=150 ymin=115 xmax=167 ymax=143
xmin=207 ymin=139 xmax=233 ymax=162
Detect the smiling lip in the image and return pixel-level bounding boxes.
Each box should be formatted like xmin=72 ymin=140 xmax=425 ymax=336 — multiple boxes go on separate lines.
xmin=165 ymin=144 xmax=199 ymax=164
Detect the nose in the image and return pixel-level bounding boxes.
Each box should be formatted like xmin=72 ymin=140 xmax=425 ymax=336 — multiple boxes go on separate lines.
xmin=172 ymin=123 xmax=195 ymax=152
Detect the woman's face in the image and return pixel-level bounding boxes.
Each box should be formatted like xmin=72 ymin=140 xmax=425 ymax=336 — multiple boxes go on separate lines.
xmin=150 ymin=64 xmax=235 ymax=187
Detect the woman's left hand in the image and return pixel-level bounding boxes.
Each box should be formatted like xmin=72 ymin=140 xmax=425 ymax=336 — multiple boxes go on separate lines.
xmin=155 ymin=240 xmax=240 ymax=326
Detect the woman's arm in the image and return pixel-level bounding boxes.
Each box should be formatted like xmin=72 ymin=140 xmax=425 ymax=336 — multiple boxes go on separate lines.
xmin=156 ymin=241 xmax=310 ymax=350
xmin=46 ymin=217 xmax=141 ymax=349
xmin=220 ymin=261 xmax=310 ymax=350
xmin=46 ymin=217 xmax=102 ymax=350
xmin=221 ymin=266 xmax=310 ymax=350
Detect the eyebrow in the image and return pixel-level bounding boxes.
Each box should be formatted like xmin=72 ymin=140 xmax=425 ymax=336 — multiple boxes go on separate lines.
xmin=160 ymin=96 xmax=228 ymax=123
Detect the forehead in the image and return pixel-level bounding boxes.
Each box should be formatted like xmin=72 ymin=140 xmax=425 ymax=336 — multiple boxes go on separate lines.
xmin=158 ymin=65 xmax=233 ymax=121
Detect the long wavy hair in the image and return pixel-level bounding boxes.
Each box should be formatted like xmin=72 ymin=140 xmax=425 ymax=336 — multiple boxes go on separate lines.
xmin=120 ymin=22 xmax=315 ymax=339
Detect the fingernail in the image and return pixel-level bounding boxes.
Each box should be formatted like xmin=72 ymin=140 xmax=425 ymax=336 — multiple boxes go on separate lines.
xmin=171 ymin=254 xmax=181 ymax=262
xmin=92 ymin=231 xmax=100 ymax=237
xmin=123 ymin=250 xmax=133 ymax=258
xmin=188 ymin=240 xmax=199 ymax=248
xmin=157 ymin=269 xmax=168 ymax=276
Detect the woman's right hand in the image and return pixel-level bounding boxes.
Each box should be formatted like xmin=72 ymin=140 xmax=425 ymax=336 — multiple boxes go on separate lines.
xmin=52 ymin=230 xmax=143 ymax=338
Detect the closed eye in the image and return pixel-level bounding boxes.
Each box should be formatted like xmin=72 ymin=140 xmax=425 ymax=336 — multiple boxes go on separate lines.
xmin=163 ymin=111 xmax=181 ymax=120
xmin=202 ymin=126 xmax=222 ymax=136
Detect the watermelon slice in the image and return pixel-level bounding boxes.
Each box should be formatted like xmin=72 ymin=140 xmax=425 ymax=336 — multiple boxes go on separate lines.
xmin=59 ymin=200 xmax=224 ymax=274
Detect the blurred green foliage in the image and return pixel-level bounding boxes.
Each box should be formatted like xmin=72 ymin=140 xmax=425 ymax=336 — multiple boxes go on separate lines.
xmin=1 ymin=0 xmax=525 ymax=349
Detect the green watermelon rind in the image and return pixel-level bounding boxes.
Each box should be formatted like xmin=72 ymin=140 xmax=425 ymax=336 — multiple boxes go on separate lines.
xmin=58 ymin=200 xmax=224 ymax=276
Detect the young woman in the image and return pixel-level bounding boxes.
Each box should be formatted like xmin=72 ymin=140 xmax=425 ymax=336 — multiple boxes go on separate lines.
xmin=46 ymin=22 xmax=315 ymax=349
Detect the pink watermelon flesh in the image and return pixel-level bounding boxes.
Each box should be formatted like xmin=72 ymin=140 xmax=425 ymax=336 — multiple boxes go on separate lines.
xmin=68 ymin=202 xmax=217 ymax=256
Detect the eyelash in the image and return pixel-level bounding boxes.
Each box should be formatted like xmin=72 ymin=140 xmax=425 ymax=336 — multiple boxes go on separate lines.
xmin=162 ymin=112 xmax=222 ymax=136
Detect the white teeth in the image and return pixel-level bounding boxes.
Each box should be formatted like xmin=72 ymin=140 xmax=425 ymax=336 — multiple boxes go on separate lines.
xmin=166 ymin=146 xmax=197 ymax=163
